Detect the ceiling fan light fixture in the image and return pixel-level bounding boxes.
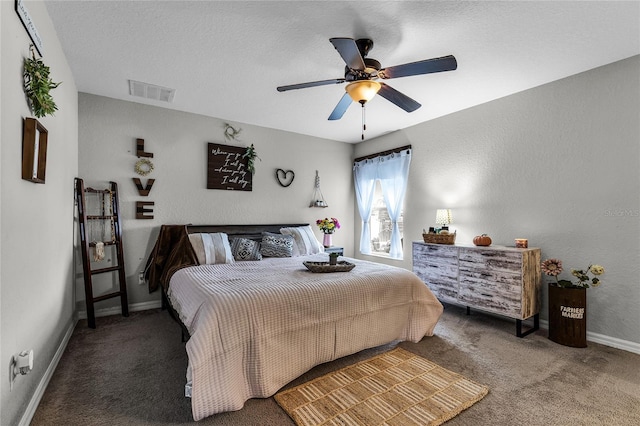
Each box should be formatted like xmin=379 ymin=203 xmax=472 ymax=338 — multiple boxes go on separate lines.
xmin=345 ymin=80 xmax=381 ymax=104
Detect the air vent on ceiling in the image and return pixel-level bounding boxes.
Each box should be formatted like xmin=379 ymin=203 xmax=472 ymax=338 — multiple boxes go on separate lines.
xmin=128 ymin=80 xmax=175 ymax=103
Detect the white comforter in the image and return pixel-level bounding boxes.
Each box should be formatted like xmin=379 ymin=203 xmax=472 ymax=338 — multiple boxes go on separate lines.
xmin=168 ymin=254 xmax=443 ymax=420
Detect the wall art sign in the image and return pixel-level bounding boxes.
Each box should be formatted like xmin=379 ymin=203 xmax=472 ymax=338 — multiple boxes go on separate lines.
xmin=133 ymin=138 xmax=155 ymax=219
xmin=15 ymin=0 xmax=43 ymax=56
xmin=207 ymin=143 xmax=252 ymax=191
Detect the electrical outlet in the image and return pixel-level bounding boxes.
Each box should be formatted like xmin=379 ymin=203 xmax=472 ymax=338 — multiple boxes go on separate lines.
xmin=9 ymin=350 xmax=34 ymax=391
xmin=9 ymin=356 xmax=16 ymax=391
xmin=138 ymin=271 xmax=145 ymax=285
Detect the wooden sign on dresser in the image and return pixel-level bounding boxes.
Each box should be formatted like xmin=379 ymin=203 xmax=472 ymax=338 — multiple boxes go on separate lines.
xmin=412 ymin=241 xmax=541 ymax=337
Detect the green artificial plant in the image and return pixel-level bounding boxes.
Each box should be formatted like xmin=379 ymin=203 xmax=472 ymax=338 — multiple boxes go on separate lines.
xmin=23 ymin=47 xmax=61 ymax=118
xmin=243 ymin=144 xmax=261 ymax=175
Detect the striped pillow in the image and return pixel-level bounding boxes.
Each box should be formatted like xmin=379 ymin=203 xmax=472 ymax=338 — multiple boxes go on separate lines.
xmin=260 ymin=232 xmax=294 ymax=257
xmin=230 ymin=237 xmax=262 ymax=261
xmin=280 ymin=225 xmax=324 ymax=256
xmin=188 ymin=233 xmax=234 ymax=265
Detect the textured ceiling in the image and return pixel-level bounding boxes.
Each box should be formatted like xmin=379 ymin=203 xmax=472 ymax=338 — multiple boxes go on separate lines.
xmin=44 ymin=1 xmax=640 ymax=143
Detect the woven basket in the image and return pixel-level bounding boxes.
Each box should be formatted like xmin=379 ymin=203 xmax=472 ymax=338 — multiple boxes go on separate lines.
xmin=422 ymin=232 xmax=456 ymax=245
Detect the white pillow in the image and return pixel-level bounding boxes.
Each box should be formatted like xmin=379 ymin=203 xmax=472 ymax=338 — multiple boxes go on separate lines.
xmin=280 ymin=225 xmax=324 ymax=256
xmin=188 ymin=233 xmax=234 ymax=265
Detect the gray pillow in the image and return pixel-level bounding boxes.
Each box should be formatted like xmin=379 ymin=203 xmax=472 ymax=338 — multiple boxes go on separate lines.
xmin=230 ymin=237 xmax=262 ymax=261
xmin=260 ymin=232 xmax=294 ymax=257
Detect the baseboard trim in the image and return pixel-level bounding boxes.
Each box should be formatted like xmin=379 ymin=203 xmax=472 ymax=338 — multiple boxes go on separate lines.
xmin=76 ymin=300 xmax=162 ymax=319
xmin=20 ymin=300 xmax=162 ymax=426
xmin=539 ymin=319 xmax=639 ymax=354
xmin=19 ymin=318 xmax=77 ymax=426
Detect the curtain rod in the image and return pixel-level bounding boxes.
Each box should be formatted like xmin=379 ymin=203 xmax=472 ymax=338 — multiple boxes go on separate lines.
xmin=353 ymin=145 xmax=412 ymax=163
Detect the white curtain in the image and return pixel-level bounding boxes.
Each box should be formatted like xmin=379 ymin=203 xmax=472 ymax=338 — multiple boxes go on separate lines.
xmin=353 ymin=159 xmax=378 ymax=255
xmin=377 ymin=150 xmax=412 ymax=259
xmin=353 ymin=148 xmax=412 ymax=259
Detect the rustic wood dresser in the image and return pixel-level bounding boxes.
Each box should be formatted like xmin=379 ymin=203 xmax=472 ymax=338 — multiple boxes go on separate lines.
xmin=412 ymin=241 xmax=541 ymax=337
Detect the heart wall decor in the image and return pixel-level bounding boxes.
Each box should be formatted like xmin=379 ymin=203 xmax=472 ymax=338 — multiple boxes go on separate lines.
xmin=276 ymin=169 xmax=295 ymax=187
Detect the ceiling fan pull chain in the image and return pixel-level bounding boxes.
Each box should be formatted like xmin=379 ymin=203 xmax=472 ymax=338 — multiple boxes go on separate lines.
xmin=361 ymin=103 xmax=366 ymax=140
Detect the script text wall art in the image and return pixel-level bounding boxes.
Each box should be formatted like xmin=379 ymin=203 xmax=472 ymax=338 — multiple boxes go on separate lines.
xmin=207 ymin=142 xmax=252 ymax=191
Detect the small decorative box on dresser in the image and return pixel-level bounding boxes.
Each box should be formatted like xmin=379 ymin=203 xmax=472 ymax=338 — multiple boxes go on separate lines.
xmin=412 ymin=241 xmax=541 ymax=337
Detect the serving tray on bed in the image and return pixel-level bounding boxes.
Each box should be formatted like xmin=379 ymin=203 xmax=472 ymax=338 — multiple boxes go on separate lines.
xmin=303 ymin=261 xmax=355 ymax=273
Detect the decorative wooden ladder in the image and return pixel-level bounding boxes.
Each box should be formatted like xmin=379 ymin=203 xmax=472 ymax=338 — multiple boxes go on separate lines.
xmin=75 ymin=178 xmax=129 ymax=328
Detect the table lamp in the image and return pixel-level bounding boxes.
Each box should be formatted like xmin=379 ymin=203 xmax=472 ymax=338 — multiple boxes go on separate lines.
xmin=435 ymin=209 xmax=452 ymax=231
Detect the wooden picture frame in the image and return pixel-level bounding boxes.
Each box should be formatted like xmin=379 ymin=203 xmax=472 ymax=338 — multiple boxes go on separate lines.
xmin=22 ymin=117 xmax=48 ymax=183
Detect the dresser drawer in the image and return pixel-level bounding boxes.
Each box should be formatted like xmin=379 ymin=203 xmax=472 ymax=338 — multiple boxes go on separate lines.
xmin=458 ymin=266 xmax=522 ymax=291
xmin=415 ymin=264 xmax=458 ymax=303
xmin=458 ymin=267 xmax=522 ymax=317
xmin=457 ymin=284 xmax=522 ymax=317
xmin=459 ymin=248 xmax=523 ymax=274
xmin=413 ymin=242 xmax=458 ymax=265
xmin=412 ymin=242 xmax=458 ymax=303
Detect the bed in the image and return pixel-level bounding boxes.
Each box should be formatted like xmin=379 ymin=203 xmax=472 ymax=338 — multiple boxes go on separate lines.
xmin=146 ymin=224 xmax=443 ymax=421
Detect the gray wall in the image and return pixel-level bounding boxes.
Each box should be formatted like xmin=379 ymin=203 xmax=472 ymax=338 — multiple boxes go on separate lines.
xmin=77 ymin=93 xmax=355 ymax=311
xmin=354 ymin=56 xmax=640 ymax=347
xmin=1 ymin=1 xmax=79 ymax=424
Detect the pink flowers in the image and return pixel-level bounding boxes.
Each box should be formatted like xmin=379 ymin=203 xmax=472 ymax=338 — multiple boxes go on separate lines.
xmin=316 ymin=218 xmax=340 ymax=234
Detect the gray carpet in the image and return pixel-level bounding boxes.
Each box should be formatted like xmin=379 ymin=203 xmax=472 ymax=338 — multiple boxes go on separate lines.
xmin=32 ymin=305 xmax=640 ymax=425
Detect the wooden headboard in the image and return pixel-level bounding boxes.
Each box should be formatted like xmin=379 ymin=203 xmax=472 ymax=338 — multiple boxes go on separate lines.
xmin=186 ymin=224 xmax=309 ymax=242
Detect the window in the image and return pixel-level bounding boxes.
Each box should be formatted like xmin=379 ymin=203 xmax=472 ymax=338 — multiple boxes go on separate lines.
xmin=353 ymin=146 xmax=411 ymax=260
xmin=370 ymin=181 xmax=404 ymax=256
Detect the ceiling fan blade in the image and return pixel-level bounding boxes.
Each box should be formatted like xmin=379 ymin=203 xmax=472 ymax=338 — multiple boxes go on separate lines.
xmin=277 ymin=78 xmax=345 ymax=92
xmin=329 ymin=38 xmax=365 ymax=70
xmin=378 ymin=83 xmax=421 ymax=113
xmin=328 ymin=92 xmax=352 ymax=121
xmin=379 ymin=55 xmax=457 ymax=79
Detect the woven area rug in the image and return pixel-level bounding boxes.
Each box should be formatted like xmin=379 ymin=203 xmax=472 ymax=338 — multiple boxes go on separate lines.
xmin=275 ymin=348 xmax=489 ymax=426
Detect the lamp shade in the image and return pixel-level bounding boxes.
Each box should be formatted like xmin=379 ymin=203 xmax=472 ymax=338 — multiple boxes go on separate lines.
xmin=345 ymin=80 xmax=381 ymax=103
xmin=435 ymin=209 xmax=452 ymax=226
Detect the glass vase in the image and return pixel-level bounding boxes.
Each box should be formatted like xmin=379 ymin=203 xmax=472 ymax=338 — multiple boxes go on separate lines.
xmin=323 ymin=233 xmax=332 ymax=248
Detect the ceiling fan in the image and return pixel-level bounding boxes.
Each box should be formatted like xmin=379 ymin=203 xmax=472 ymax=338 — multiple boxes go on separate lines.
xmin=276 ymin=38 xmax=457 ymax=123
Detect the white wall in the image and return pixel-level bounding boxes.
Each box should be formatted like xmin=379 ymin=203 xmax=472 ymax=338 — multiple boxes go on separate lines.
xmin=1 ymin=1 xmax=78 ymax=424
xmin=354 ymin=56 xmax=640 ymax=346
xmin=77 ymin=93 xmax=355 ymax=311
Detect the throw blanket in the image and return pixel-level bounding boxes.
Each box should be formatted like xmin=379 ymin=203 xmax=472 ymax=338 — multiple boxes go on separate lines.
xmin=168 ymin=255 xmax=444 ymax=420
xmin=145 ymin=225 xmax=198 ymax=293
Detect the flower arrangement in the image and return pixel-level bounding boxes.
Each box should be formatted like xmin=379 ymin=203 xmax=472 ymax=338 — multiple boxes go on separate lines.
xmin=316 ymin=217 xmax=340 ymax=234
xmin=541 ymin=258 xmax=605 ymax=289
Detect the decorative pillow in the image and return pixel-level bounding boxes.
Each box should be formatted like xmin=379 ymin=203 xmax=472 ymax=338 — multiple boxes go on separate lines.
xmin=280 ymin=225 xmax=324 ymax=256
xmin=260 ymin=232 xmax=294 ymax=258
xmin=188 ymin=233 xmax=234 ymax=265
xmin=230 ymin=237 xmax=262 ymax=261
